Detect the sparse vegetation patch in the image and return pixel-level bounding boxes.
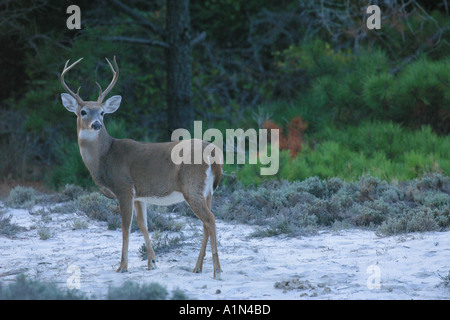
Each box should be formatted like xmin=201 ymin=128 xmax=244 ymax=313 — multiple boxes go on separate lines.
xmin=213 ymin=173 xmax=450 ymax=236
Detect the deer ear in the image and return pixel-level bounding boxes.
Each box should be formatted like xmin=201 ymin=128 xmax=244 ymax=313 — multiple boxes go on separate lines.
xmin=103 ymin=95 xmax=122 ymax=114
xmin=61 ymin=93 xmax=79 ymax=113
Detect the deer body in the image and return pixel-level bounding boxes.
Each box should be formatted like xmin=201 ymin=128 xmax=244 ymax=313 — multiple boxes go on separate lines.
xmin=61 ymin=57 xmax=223 ymax=278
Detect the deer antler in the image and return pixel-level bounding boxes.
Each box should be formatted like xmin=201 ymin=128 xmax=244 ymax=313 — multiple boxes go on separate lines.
xmin=60 ymin=57 xmax=85 ymax=105
xmin=97 ymin=56 xmax=119 ymax=103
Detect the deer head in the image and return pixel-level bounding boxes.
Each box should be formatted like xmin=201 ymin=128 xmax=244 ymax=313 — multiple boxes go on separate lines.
xmin=60 ymin=56 xmax=122 ymax=133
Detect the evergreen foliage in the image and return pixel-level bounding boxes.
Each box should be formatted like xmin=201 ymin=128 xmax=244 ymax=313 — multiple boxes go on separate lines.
xmin=0 ymin=0 xmax=448 ymax=188
xmin=232 ymin=121 xmax=450 ymax=185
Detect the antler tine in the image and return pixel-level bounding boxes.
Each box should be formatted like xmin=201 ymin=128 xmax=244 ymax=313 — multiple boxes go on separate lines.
xmin=95 ymin=81 xmax=103 ymax=98
xmin=60 ymin=57 xmax=85 ymax=105
xmin=105 ymin=56 xmax=116 ymax=72
xmin=97 ymin=56 xmax=119 ymax=103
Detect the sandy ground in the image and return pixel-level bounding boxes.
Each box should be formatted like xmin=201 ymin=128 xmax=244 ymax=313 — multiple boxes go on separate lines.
xmin=0 ymin=202 xmax=449 ymax=299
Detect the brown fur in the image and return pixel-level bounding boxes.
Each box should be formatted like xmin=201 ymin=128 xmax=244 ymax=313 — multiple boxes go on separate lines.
xmin=62 ymin=57 xmax=223 ymax=278
xmin=77 ymin=122 xmax=223 ymax=277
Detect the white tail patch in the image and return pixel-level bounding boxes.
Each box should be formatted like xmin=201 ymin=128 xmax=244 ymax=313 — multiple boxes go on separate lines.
xmin=204 ymin=156 xmax=215 ymax=198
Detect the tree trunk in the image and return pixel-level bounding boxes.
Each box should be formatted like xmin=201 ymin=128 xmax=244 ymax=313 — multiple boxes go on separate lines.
xmin=166 ymin=0 xmax=193 ymax=137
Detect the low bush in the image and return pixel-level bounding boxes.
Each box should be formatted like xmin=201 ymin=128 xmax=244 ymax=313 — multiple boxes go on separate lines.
xmin=378 ymin=207 xmax=440 ymax=236
xmin=0 ymin=274 xmax=190 ymax=300
xmin=107 ymin=280 xmax=189 ymax=300
xmin=145 ymin=210 xmax=184 ymax=233
xmin=139 ymin=231 xmax=184 ymax=258
xmin=60 ymin=184 xmax=87 ymax=201
xmin=0 ymin=274 xmax=87 ymax=300
xmin=213 ymin=173 xmax=450 ymax=236
xmin=440 ymin=271 xmax=450 ymax=287
xmin=107 ymin=281 xmax=168 ymax=300
xmin=5 ymin=185 xmax=87 ymax=210
xmin=36 ymin=224 xmax=52 ymax=240
xmin=71 ymin=219 xmax=89 ymax=230
xmin=0 ymin=209 xmax=25 ymax=236
xmin=75 ymin=192 xmax=120 ymax=222
xmin=5 ymin=186 xmax=39 ymax=209
xmin=73 ymin=192 xmax=184 ymax=234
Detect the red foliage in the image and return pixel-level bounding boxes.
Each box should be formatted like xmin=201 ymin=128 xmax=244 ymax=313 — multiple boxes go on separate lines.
xmin=263 ymin=116 xmax=307 ymax=158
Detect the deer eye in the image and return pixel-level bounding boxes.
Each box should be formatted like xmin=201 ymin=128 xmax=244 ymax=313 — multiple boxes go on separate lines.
xmin=80 ymin=110 xmax=87 ymax=116
xmin=100 ymin=111 xmax=104 ymax=116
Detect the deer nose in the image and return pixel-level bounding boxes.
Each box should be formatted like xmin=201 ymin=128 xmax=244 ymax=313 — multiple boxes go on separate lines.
xmin=91 ymin=121 xmax=102 ymax=130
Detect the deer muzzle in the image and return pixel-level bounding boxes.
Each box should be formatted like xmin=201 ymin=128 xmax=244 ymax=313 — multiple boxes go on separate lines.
xmin=91 ymin=121 xmax=102 ymax=131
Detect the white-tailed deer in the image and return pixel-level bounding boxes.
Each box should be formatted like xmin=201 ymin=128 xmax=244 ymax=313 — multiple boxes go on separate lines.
xmin=60 ymin=57 xmax=223 ymax=278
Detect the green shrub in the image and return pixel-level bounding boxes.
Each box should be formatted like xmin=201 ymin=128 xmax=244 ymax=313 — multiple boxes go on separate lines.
xmin=276 ymin=39 xmax=353 ymax=80
xmin=47 ymin=138 xmax=93 ymax=190
xmin=391 ymin=58 xmax=450 ymax=134
xmin=104 ymin=118 xmax=128 ymax=139
xmin=232 ymin=121 xmax=450 ymax=185
xmin=363 ymin=72 xmax=396 ymax=118
xmin=274 ymin=37 xmax=449 ymax=133
xmin=292 ymin=47 xmax=389 ymax=125
xmin=231 ymin=148 xmax=290 ymax=187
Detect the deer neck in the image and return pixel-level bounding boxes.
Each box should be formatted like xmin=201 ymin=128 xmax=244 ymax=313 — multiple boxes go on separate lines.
xmin=77 ymin=125 xmax=113 ymax=177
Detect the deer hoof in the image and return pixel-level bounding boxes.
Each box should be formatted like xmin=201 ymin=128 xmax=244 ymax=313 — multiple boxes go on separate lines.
xmin=116 ymin=264 xmax=128 ymax=273
xmin=193 ymin=267 xmax=202 ymax=274
xmin=214 ymin=269 xmax=223 ymax=280
xmin=148 ymin=259 xmax=157 ymax=270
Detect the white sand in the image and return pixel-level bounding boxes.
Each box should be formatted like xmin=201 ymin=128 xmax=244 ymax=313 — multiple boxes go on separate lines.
xmin=0 ymin=203 xmax=449 ymax=299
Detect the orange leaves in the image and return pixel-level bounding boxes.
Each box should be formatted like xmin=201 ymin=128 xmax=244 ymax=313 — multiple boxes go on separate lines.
xmin=263 ymin=116 xmax=307 ymax=158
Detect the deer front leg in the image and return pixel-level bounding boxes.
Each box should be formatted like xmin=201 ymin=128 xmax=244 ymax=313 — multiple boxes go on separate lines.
xmin=117 ymin=196 xmax=133 ymax=273
xmin=135 ymin=200 xmax=157 ymax=270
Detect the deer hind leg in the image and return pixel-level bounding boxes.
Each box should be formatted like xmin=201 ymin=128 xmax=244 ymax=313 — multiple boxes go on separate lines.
xmin=185 ymin=194 xmax=222 ymax=279
xmin=193 ymin=195 xmax=212 ymax=274
xmin=117 ymin=196 xmax=133 ymax=273
xmin=193 ymin=225 xmax=209 ymax=273
xmin=135 ymin=200 xmax=157 ymax=270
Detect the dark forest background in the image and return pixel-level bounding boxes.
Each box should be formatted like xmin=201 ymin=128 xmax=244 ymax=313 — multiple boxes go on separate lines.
xmin=0 ymin=0 xmax=448 ymax=190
